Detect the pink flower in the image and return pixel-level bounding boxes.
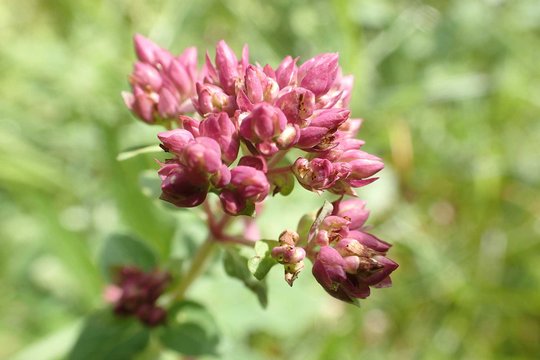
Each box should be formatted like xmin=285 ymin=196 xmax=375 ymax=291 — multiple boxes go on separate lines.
xmin=298 ymin=53 xmax=339 ymax=97
xmin=309 ymin=200 xmax=398 ymax=303
xmin=239 ymin=104 xmax=288 ymax=156
xmin=158 ymin=162 xmax=210 ymax=207
xmin=198 ymin=112 xmax=239 ymax=165
xmin=219 ymin=165 xmax=270 ymax=215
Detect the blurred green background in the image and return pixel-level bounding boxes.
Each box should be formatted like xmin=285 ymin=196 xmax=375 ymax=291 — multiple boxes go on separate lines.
xmin=1 ymin=0 xmax=539 ymax=359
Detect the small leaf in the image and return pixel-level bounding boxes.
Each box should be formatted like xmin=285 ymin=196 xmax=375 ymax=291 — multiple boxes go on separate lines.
xmin=223 ymin=247 xmax=268 ymax=308
xmin=237 ymin=201 xmax=256 ymax=217
xmin=99 ymin=233 xmax=157 ymax=280
xmin=307 ymin=200 xmax=334 ymax=243
xmin=117 ymin=144 xmax=162 ymax=161
xmin=296 ymin=212 xmax=317 ymax=247
xmin=68 ymin=311 xmax=150 ymax=360
xmin=269 ymin=171 xmax=295 ymax=196
xmin=159 ymin=301 xmax=219 ymax=356
xmin=248 ymin=240 xmax=279 ymax=280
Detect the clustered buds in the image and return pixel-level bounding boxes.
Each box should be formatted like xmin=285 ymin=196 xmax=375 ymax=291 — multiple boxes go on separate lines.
xmin=311 ymin=199 xmax=398 ymax=303
xmin=271 ymin=230 xmax=306 ymax=286
xmin=104 ymin=266 xmax=171 ymax=326
xmin=123 ymin=36 xmax=397 ymax=304
xmin=122 ymin=35 xmax=199 ymax=124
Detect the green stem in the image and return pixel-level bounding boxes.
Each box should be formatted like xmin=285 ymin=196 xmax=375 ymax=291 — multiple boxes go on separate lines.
xmin=171 ymin=236 xmax=215 ymax=301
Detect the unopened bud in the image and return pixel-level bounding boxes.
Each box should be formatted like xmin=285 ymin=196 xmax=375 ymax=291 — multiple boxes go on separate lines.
xmin=278 ymin=229 xmax=300 ymax=246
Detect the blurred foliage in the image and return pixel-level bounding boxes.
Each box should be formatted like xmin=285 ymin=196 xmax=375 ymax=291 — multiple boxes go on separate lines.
xmin=1 ymin=0 xmax=539 ymax=359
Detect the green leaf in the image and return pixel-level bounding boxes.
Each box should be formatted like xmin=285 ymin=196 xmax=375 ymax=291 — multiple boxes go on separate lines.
xmin=117 ymin=144 xmax=162 ymax=161
xmin=68 ymin=311 xmax=150 ymax=360
xmin=248 ymin=240 xmax=279 ymax=280
xmin=269 ymin=171 xmax=295 ymax=196
xmin=159 ymin=301 xmax=219 ymax=356
xmin=307 ymin=200 xmax=334 ymax=242
xmin=223 ymin=247 xmax=268 ymax=308
xmin=98 ymin=233 xmax=158 ymax=280
xmin=296 ymin=212 xmax=317 ymax=247
xmin=138 ymin=170 xmax=162 ymax=199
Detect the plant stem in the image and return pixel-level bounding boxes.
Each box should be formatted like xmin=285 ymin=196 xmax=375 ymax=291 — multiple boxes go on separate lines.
xmin=172 ymin=235 xmax=215 ymax=301
xmin=267 ymin=150 xmax=287 ymax=168
xmin=267 ymin=165 xmax=291 ymax=175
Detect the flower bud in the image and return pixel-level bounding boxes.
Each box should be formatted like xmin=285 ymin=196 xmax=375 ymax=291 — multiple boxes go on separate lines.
xmin=312 ymin=246 xmax=347 ymax=292
xmin=122 ymin=87 xmax=155 ymax=123
xmin=278 ymin=229 xmax=300 ymax=246
xmin=158 ymin=129 xmax=194 ymax=155
xmin=238 ymin=155 xmax=268 ymax=173
xmin=244 ymin=65 xmax=264 ymax=103
xmin=181 ymin=137 xmax=222 ymax=174
xmin=177 ymin=46 xmax=198 ymax=80
xmin=219 ymin=190 xmax=245 ymax=215
xmin=271 ymin=245 xmax=306 ymax=264
xmin=215 ymin=40 xmax=239 ymax=94
xmin=298 ymin=53 xmax=339 ymax=97
xmin=131 ymin=62 xmax=163 ymax=90
xmin=157 ymin=84 xmax=180 ymax=119
xmin=199 ymin=112 xmax=239 ymax=165
xmin=332 ymin=198 xmax=369 ymax=230
xmin=276 ymin=124 xmax=300 ymax=149
xmin=239 ymin=104 xmax=287 ymax=156
xmin=320 ymin=215 xmax=350 ymax=234
xmin=284 ymin=261 xmax=304 ymax=286
xmin=134 ymin=34 xmax=160 ymax=64
xmin=337 ymin=118 xmax=362 ymax=139
xmin=210 ymin=164 xmax=231 ymax=188
xmin=167 ymin=58 xmax=193 ymax=95
xmin=343 ymin=256 xmax=361 ymax=274
xmin=347 ymin=230 xmax=392 ymax=253
xmin=334 ymin=238 xmax=368 ymax=257
xmin=244 ymin=65 xmax=279 ymax=104
xmin=292 ymin=157 xmax=346 ymax=193
xmin=159 ymin=162 xmax=209 ymax=207
xmin=275 ymin=87 xmax=315 ymax=127
xmin=339 ymin=149 xmax=384 ymax=180
xmin=309 ymin=109 xmax=350 ymax=129
xmin=361 ymin=255 xmax=399 ymax=287
xmin=275 ymin=56 xmax=298 ymax=88
xmin=179 ymin=115 xmax=200 ymax=137
xmin=194 ymin=83 xmax=236 ymax=116
xmin=230 ymin=165 xmax=270 ymax=202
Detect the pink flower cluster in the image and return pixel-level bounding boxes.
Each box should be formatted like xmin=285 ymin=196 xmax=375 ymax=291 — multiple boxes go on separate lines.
xmin=124 ymin=35 xmax=384 ymax=216
xmin=123 ymin=35 xmax=396 ymax=303
xmin=310 ymin=199 xmax=398 ymax=303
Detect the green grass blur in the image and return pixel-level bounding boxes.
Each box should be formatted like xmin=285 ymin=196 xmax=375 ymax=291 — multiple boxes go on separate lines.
xmin=1 ymin=0 xmax=539 ymax=359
